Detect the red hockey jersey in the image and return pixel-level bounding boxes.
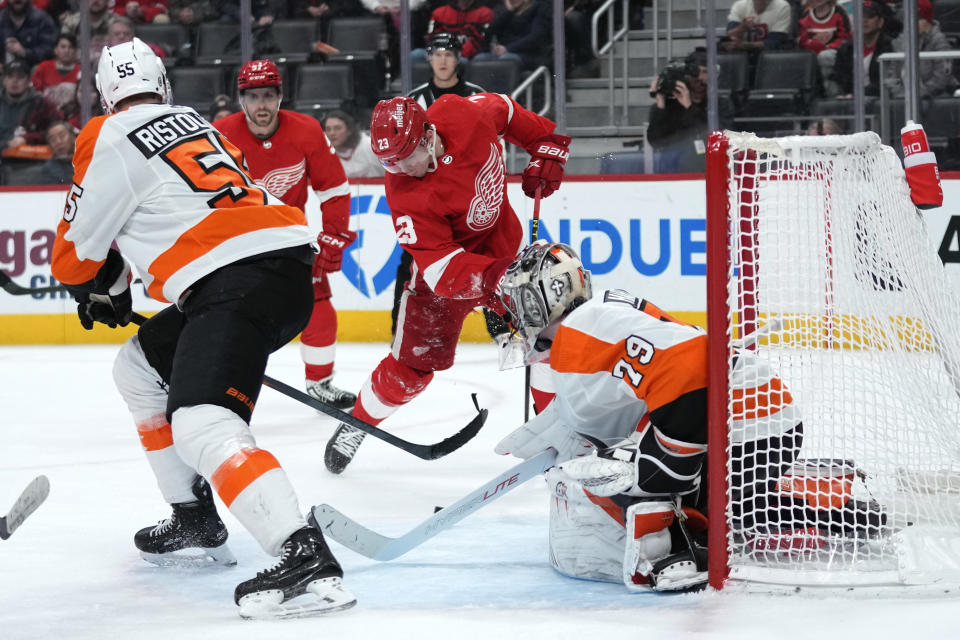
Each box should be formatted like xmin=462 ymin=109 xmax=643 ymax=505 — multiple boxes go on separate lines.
xmin=387 ymin=93 xmax=555 ymax=302
xmin=214 ymin=109 xmax=350 ymax=232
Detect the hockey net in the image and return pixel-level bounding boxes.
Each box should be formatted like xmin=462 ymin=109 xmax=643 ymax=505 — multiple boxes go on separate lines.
xmin=706 ymin=131 xmax=960 ymax=592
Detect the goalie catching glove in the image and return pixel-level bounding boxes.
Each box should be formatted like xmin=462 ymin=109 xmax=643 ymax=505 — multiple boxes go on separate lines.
xmin=316 ymin=229 xmax=357 ymax=273
xmin=522 ymin=134 xmax=571 ymax=199
xmin=67 ymin=248 xmax=133 ymax=330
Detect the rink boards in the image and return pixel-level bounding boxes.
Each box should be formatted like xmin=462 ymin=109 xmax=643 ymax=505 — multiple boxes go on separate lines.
xmin=2 ymin=175 xmax=960 ymax=344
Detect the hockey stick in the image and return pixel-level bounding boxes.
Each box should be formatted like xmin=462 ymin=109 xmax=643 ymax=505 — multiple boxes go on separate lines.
xmin=523 ymin=184 xmax=544 ymax=423
xmin=0 ymin=270 xmax=144 ymax=296
xmin=128 ymin=313 xmax=487 ymax=460
xmin=0 ymin=270 xmax=69 ymax=296
xmin=309 ymin=448 xmax=557 ymax=560
xmin=0 ymin=475 xmax=50 ymax=540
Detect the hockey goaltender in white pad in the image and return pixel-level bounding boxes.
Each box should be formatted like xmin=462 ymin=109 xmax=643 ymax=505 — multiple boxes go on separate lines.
xmin=494 ymin=241 xmax=817 ymax=592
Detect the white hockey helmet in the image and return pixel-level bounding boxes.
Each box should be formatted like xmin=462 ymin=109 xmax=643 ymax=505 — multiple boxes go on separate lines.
xmin=96 ymin=37 xmax=171 ymax=113
xmin=499 ymin=241 xmax=592 ymax=362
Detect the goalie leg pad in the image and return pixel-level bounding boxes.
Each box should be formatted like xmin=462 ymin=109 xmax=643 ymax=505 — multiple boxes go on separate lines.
xmin=114 ymin=336 xmax=196 ymax=505
xmin=622 ymin=500 xmax=675 ymax=590
xmin=545 ymin=468 xmax=626 ymax=583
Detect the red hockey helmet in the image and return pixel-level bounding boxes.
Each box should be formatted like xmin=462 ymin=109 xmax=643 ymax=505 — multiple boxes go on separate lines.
xmin=370 ymin=96 xmax=430 ymax=164
xmin=237 ymin=59 xmax=281 ymax=92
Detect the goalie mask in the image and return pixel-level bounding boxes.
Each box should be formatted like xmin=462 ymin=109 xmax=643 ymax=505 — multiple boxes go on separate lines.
xmin=499 ymin=241 xmax=592 ymax=364
xmin=96 ymin=38 xmax=171 ymax=113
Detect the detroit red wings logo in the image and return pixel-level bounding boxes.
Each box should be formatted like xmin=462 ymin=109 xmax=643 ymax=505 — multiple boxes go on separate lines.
xmin=467 ymin=143 xmax=504 ymax=231
xmin=255 ymin=158 xmax=306 ymax=198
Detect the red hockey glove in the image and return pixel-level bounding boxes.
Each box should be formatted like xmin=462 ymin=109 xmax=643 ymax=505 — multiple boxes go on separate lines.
xmin=522 ymin=134 xmax=572 ymax=199
xmin=317 ymin=229 xmax=358 ymax=273
xmin=901 ymin=121 xmax=943 ymax=210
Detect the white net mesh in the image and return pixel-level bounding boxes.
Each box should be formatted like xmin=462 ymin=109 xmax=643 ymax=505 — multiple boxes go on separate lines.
xmin=719 ymin=131 xmax=960 ymax=589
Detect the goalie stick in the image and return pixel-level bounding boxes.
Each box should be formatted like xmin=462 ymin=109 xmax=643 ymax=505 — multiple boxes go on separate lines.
xmin=309 ymin=448 xmax=558 ymax=560
xmin=126 ymin=314 xmax=487 ymax=460
xmin=0 ymin=475 xmax=50 ymax=540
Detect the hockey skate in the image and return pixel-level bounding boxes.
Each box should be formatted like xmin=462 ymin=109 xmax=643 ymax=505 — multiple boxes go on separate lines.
xmin=235 ymin=525 xmax=356 ymax=619
xmin=134 ymin=476 xmax=236 ymax=567
xmin=306 ymin=377 xmax=357 ymax=410
xmin=324 ymin=422 xmax=366 ymax=474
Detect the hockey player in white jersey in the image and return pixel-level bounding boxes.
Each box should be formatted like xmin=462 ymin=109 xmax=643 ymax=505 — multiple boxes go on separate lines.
xmin=50 ymin=39 xmax=355 ymax=618
xmin=493 ymin=242 xmax=883 ymax=592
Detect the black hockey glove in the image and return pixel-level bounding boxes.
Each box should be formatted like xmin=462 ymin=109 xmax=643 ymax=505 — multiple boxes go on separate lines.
xmin=68 ymin=249 xmax=133 ymax=330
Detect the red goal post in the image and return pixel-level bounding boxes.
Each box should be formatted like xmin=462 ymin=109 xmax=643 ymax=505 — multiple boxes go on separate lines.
xmin=705 ymin=130 xmax=960 ymax=594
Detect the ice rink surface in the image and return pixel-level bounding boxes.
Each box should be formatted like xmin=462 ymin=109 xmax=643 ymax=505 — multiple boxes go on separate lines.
xmin=1 ymin=340 xmax=958 ymax=640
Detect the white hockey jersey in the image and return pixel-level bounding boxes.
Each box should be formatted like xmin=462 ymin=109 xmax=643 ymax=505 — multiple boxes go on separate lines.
xmin=52 ymin=104 xmax=316 ymax=304
xmin=516 ymin=289 xmax=799 ymax=459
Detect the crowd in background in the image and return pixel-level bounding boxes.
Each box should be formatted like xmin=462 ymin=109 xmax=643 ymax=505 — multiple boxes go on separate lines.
xmin=2 ymin=0 xmax=959 ymax=182
xmin=647 ymin=0 xmax=960 ymax=172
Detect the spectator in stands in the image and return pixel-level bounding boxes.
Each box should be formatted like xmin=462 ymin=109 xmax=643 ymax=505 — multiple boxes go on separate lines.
xmin=322 ymin=109 xmax=383 ymax=178
xmin=408 ymin=31 xmax=484 ymax=109
xmin=473 ymin=0 xmax=551 ymax=71
xmin=168 ymin=0 xmax=218 ymax=25
xmin=806 ymin=116 xmax=843 ymax=135
xmin=412 ymin=0 xmax=494 ymax=62
xmin=797 ymin=0 xmax=850 ymax=93
xmin=829 ymin=0 xmax=895 ymax=97
xmin=208 ymin=94 xmax=237 ymax=121
xmin=565 ymin=0 xmax=599 ymax=78
xmin=217 ymin=0 xmax=276 ymax=25
xmin=60 ymin=0 xmax=116 ymax=62
xmin=31 ymin=32 xmax=78 ymax=112
xmin=291 ymin=0 xmax=363 ymax=40
xmin=1 ymin=0 xmax=57 ymax=67
xmin=115 ymin=0 xmax=170 ymax=23
xmin=890 ymin=0 xmax=957 ymax=98
xmin=107 ymin=16 xmax=166 ymax=57
xmin=0 ymin=58 xmax=58 ymax=149
xmin=362 ymin=0 xmax=428 ymax=33
xmin=646 ymin=50 xmax=732 ymax=173
xmin=39 ymin=119 xmax=73 ymax=184
xmin=724 ymin=0 xmax=793 ymax=52
xmin=62 ymin=76 xmax=103 ymax=131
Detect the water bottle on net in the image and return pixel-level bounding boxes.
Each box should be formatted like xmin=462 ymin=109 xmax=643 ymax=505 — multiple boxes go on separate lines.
xmin=900 ymin=120 xmax=943 ymax=210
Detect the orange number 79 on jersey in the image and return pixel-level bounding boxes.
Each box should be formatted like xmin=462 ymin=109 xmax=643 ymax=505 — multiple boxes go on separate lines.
xmin=160 ymin=133 xmax=268 ymax=210
xmin=612 ymin=334 xmax=655 ymax=387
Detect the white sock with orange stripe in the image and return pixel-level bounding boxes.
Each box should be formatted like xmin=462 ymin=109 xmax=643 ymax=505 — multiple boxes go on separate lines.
xmin=171 ymin=404 xmax=306 ymax=556
xmin=114 ymin=336 xmax=197 ymax=504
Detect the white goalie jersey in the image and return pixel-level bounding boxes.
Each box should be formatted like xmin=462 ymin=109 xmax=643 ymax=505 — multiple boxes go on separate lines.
xmin=51 ymin=104 xmax=316 ymax=303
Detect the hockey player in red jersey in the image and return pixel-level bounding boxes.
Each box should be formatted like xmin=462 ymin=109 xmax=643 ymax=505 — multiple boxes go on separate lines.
xmin=322 ymin=93 xmax=571 ymax=473
xmin=51 ymin=40 xmax=354 ymax=618
xmin=214 ymin=59 xmax=357 ymax=409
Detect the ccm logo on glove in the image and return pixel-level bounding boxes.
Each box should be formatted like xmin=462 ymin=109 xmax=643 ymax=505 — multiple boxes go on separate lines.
xmin=316 ymin=229 xmax=358 ymax=273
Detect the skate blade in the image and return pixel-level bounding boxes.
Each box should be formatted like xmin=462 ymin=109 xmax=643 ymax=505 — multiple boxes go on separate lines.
xmin=140 ymin=542 xmax=237 ymax=568
xmin=238 ymin=577 xmax=357 ymax=620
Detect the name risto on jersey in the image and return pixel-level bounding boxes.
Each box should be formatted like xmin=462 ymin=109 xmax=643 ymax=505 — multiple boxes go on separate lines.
xmin=127 ymin=111 xmax=210 ymax=158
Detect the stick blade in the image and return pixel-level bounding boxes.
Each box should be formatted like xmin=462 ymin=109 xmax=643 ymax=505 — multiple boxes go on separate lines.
xmin=310 ymin=504 xmax=401 ymax=561
xmin=0 ymin=475 xmax=50 ymax=540
xmin=427 ymin=406 xmax=488 ymax=460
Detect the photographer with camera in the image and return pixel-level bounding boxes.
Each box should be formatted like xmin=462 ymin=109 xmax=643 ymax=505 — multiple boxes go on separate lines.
xmin=646 ymin=49 xmax=731 ymax=173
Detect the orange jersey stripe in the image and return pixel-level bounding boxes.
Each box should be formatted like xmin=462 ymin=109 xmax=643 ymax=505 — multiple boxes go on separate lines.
xmin=583 ymin=491 xmax=626 ymax=527
xmin=52 ymin=218 xmax=105 ymax=284
xmin=145 ymin=204 xmax=307 ymax=300
xmin=732 ymin=378 xmax=794 ymax=421
xmin=552 ymin=328 xmax=707 ymax=413
xmin=51 ymin=115 xmax=113 ymax=285
xmin=136 ymin=414 xmax=174 ymax=452
xmin=210 ymin=448 xmax=281 ymax=507
xmin=72 ymin=115 xmax=111 ymax=185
